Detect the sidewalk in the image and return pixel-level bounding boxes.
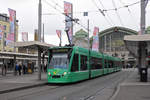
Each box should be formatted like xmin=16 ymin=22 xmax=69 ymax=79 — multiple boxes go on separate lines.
xmin=110 ymin=68 xmax=150 ymax=100
xmin=0 ymin=72 xmax=47 ymax=94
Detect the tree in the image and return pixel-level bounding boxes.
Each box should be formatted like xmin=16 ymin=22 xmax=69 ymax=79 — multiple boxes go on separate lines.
xmin=146 ymin=26 xmax=150 ymax=34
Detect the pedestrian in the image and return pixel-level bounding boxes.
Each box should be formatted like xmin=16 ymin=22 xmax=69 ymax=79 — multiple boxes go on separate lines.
xmin=2 ymin=64 xmax=6 ymax=76
xmin=15 ymin=64 xmax=19 ymax=75
xmin=18 ymin=64 xmax=22 ymax=75
xmin=22 ymin=64 xmax=26 ymax=74
xmin=4 ymin=64 xmax=7 ymax=76
xmin=31 ymin=62 xmax=34 ymax=73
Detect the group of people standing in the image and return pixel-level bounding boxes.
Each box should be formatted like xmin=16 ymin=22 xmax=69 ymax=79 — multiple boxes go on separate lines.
xmin=15 ymin=63 xmax=34 ymax=75
xmin=1 ymin=62 xmax=47 ymax=76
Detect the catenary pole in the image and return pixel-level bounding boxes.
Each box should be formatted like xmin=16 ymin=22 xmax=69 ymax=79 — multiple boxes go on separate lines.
xmin=38 ymin=0 xmax=42 ymax=80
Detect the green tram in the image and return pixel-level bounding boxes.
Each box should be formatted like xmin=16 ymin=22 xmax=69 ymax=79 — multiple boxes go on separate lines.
xmin=47 ymin=46 xmax=122 ymax=83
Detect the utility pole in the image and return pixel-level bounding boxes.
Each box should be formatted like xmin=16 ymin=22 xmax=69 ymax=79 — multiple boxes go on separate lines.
xmin=140 ymin=0 xmax=145 ymax=35
xmin=2 ymin=29 xmax=4 ymax=52
xmin=139 ymin=0 xmax=148 ymax=82
xmin=139 ymin=0 xmax=146 ymax=68
xmin=38 ymin=0 xmax=42 ymax=80
xmin=13 ymin=11 xmax=16 ymax=76
xmin=59 ymin=32 xmax=62 ymax=47
xmin=105 ymin=35 xmax=107 ymax=52
xmin=14 ymin=14 xmax=16 ymax=52
xmin=38 ymin=0 xmax=42 ymax=42
xmin=109 ymin=35 xmax=111 ymax=53
xmin=87 ymin=19 xmax=90 ymax=50
xmin=42 ymin=23 xmax=44 ymax=42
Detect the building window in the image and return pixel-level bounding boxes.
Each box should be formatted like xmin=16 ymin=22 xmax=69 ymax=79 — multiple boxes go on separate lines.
xmin=0 ymin=16 xmax=2 ymax=21
xmin=3 ymin=25 xmax=6 ymax=30
xmin=4 ymin=41 xmax=6 ymax=46
xmin=4 ymin=32 xmax=7 ymax=38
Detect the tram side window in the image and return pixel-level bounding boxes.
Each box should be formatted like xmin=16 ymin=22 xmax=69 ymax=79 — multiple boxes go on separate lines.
xmin=104 ymin=60 xmax=108 ymax=68
xmin=71 ymin=54 xmax=79 ymax=72
xmin=108 ymin=61 xmax=113 ymax=68
xmin=111 ymin=61 xmax=114 ymax=68
xmin=80 ymin=55 xmax=88 ymax=71
xmin=91 ymin=57 xmax=102 ymax=69
xmin=114 ymin=61 xmax=116 ymax=67
xmin=116 ymin=61 xmax=119 ymax=67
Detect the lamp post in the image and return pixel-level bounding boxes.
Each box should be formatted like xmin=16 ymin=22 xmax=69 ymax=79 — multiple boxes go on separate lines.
xmin=138 ymin=0 xmax=149 ymax=82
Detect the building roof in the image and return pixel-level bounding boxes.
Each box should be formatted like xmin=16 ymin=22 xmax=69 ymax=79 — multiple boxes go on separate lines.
xmin=75 ymin=29 xmax=88 ymax=38
xmin=99 ymin=26 xmax=138 ymax=37
xmin=124 ymin=34 xmax=150 ymax=58
xmin=0 ymin=51 xmax=37 ymax=58
xmin=10 ymin=41 xmax=55 ymax=51
xmin=124 ymin=34 xmax=150 ymax=41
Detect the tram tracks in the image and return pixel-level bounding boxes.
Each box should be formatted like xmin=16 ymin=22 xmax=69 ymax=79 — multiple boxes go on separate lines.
xmin=0 ymin=69 xmax=133 ymax=100
xmin=79 ymin=70 xmax=132 ymax=100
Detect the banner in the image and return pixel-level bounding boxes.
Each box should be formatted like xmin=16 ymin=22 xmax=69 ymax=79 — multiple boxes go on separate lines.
xmin=7 ymin=8 xmax=16 ymax=44
xmin=56 ymin=30 xmax=61 ymax=39
xmin=92 ymin=27 xmax=99 ymax=52
xmin=22 ymin=32 xmax=28 ymax=41
xmin=64 ymin=1 xmax=73 ymax=44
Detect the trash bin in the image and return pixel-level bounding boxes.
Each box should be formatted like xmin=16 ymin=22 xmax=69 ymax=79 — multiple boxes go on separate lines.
xmin=140 ymin=68 xmax=148 ymax=82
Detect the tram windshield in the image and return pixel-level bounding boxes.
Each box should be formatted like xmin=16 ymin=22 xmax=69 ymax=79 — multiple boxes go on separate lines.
xmin=49 ymin=54 xmax=69 ymax=69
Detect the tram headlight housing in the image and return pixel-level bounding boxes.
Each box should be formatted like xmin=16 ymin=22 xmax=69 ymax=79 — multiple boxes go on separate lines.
xmin=48 ymin=72 xmax=51 ymax=76
xmin=63 ymin=72 xmax=67 ymax=76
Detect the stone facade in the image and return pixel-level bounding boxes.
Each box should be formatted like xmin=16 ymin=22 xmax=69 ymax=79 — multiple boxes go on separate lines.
xmin=73 ymin=29 xmax=89 ymax=49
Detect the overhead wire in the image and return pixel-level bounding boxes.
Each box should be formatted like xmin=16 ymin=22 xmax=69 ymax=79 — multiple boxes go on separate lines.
xmin=119 ymin=0 xmax=131 ymax=13
xmin=98 ymin=0 xmax=114 ymax=26
xmin=43 ymin=0 xmax=90 ymax=31
xmin=42 ymin=0 xmax=145 ymax=31
xmin=103 ymin=1 xmax=140 ymax=12
xmin=43 ymin=1 xmax=141 ymax=15
xmin=112 ymin=0 xmax=124 ymax=26
xmin=51 ymin=0 xmax=64 ymax=9
xmin=92 ymin=0 xmax=113 ymax=26
xmin=118 ymin=0 xmax=139 ymax=29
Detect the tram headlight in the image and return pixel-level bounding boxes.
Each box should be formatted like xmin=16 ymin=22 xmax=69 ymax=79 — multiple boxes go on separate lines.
xmin=48 ymin=72 xmax=51 ymax=76
xmin=63 ymin=72 xmax=67 ymax=76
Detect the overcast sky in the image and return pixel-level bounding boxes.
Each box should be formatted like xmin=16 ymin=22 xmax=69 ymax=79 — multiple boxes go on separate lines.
xmin=0 ymin=0 xmax=150 ymax=46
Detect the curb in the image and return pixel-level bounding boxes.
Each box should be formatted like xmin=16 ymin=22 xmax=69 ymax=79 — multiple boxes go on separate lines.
xmin=0 ymin=82 xmax=47 ymax=94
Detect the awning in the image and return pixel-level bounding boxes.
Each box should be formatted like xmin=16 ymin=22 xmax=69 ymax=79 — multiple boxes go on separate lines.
xmin=124 ymin=34 xmax=150 ymax=58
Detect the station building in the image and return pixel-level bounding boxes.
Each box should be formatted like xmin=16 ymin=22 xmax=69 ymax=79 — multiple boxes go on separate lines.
xmin=99 ymin=27 xmax=138 ymax=67
xmin=74 ymin=27 xmax=138 ymax=67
